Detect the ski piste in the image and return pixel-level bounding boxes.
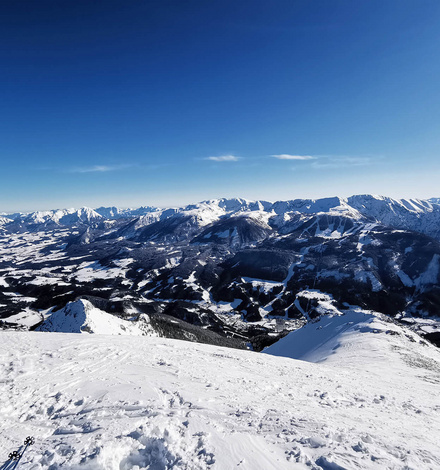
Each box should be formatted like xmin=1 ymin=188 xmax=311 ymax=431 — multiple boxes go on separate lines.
xmin=7 ymin=437 xmax=34 ymax=469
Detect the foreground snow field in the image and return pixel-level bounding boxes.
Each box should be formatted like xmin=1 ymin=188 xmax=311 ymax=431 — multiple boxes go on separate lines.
xmin=1 ymin=312 xmax=440 ymax=469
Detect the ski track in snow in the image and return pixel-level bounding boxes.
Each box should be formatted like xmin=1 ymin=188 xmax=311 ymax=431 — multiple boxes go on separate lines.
xmin=0 ymin=326 xmax=439 ymax=470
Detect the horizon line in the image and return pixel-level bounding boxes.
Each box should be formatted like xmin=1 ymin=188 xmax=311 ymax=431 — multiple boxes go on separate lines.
xmin=2 ymin=193 xmax=439 ymax=215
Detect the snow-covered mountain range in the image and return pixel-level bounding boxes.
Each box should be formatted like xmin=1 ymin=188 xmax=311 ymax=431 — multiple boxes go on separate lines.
xmin=1 ymin=194 xmax=440 ymax=349
xmin=3 ymin=207 xmax=103 ymax=229
xmin=3 ymin=194 xmax=440 ymax=238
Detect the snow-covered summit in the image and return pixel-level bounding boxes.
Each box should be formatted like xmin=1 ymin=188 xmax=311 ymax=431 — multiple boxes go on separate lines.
xmin=95 ymin=206 xmax=160 ymax=219
xmin=194 ymin=197 xmax=272 ymax=214
xmin=36 ymin=299 xmax=154 ymax=336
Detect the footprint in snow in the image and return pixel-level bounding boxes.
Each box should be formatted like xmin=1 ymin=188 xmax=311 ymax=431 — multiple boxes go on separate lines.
xmin=120 ymin=424 xmax=215 ymax=470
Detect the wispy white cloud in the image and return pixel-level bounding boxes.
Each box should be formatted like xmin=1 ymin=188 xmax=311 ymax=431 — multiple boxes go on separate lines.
xmin=204 ymin=155 xmax=240 ymax=162
xmin=69 ymin=164 xmax=133 ymax=173
xmin=311 ymin=156 xmax=375 ymax=169
xmin=271 ymin=154 xmax=315 ymax=160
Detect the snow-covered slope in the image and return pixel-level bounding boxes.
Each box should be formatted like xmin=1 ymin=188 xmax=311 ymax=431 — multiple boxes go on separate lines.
xmin=0 ymin=326 xmax=439 ymax=470
xmin=347 ymin=194 xmax=440 ymax=239
xmin=264 ymin=307 xmax=430 ymax=366
xmin=36 ymin=299 xmax=155 ymax=336
xmin=192 ymin=212 xmax=273 ymax=248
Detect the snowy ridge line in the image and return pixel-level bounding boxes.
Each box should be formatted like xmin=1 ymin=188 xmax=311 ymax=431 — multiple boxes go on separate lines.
xmin=2 ymin=194 xmax=439 ymax=220
xmin=3 ymin=194 xmax=440 ymax=244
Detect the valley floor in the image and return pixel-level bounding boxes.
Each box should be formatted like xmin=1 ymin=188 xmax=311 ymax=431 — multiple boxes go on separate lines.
xmin=0 ymin=324 xmax=439 ymax=469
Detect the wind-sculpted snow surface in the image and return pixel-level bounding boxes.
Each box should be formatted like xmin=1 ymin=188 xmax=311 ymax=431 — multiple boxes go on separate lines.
xmin=1 ymin=318 xmax=439 ymax=469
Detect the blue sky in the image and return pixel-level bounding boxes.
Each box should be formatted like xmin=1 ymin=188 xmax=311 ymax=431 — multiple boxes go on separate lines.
xmin=1 ymin=0 xmax=440 ymax=211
